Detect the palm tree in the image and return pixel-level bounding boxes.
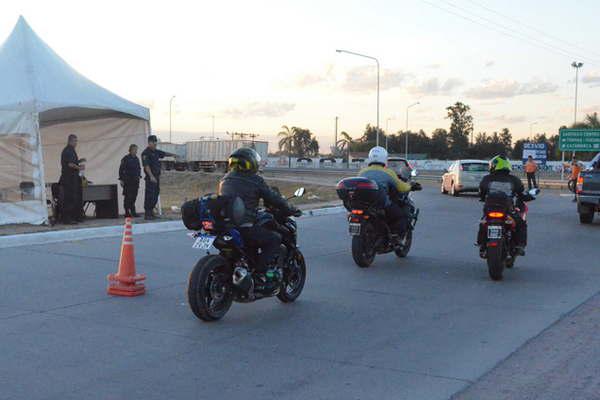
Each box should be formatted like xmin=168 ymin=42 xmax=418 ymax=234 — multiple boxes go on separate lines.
xmin=584 ymin=112 xmax=600 ymax=128
xmin=278 ymin=125 xmax=294 ymax=168
xmin=336 ymin=131 xmax=353 ymax=168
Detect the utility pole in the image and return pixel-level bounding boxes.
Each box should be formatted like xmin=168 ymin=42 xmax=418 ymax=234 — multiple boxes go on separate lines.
xmin=169 ymin=95 xmax=176 ymax=143
xmin=334 ymin=116 xmax=338 ymax=153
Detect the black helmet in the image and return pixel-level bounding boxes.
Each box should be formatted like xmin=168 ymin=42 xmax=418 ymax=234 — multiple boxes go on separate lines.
xmin=228 ymin=147 xmax=261 ymax=173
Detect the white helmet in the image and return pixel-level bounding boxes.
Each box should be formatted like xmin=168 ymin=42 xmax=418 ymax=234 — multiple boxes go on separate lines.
xmin=367 ymin=146 xmax=388 ymax=166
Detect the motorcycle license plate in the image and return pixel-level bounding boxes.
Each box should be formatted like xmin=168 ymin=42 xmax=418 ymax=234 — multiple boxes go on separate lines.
xmin=487 ymin=225 xmax=502 ymax=240
xmin=192 ymin=234 xmax=216 ymax=250
xmin=349 ymin=223 xmax=361 ymax=236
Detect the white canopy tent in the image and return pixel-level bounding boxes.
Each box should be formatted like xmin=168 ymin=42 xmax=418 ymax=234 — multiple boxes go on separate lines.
xmin=0 ymin=17 xmax=150 ymax=225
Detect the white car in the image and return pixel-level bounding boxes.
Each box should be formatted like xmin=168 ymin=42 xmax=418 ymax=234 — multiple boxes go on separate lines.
xmin=441 ymin=160 xmax=489 ymax=196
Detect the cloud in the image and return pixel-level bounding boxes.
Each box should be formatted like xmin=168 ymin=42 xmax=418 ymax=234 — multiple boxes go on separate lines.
xmin=490 ymin=115 xmax=527 ymax=124
xmin=407 ymin=77 xmax=463 ymax=96
xmin=222 ymin=102 xmax=295 ymax=118
xmin=341 ymin=66 xmax=412 ymax=92
xmin=296 ymin=64 xmax=335 ymax=87
xmin=484 ymin=60 xmax=495 ymax=68
xmin=465 ymin=79 xmax=558 ymax=99
xmin=582 ymin=71 xmax=600 ymax=87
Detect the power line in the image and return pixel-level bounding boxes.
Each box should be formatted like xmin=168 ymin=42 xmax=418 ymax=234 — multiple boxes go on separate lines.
xmin=464 ymin=0 xmax=600 ymax=60
xmin=420 ymin=0 xmax=600 ymax=66
xmin=438 ymin=0 xmax=600 ymax=65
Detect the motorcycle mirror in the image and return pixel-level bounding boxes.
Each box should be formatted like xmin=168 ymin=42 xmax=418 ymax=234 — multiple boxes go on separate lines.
xmin=528 ymin=188 xmax=540 ymax=197
xmin=411 ymin=169 xmax=418 ymax=177
xmin=294 ymin=187 xmax=306 ymax=198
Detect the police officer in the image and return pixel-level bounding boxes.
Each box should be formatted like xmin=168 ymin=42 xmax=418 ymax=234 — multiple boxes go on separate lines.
xmin=59 ymin=134 xmax=85 ymax=224
xmin=119 ymin=144 xmax=141 ymax=218
xmin=141 ymin=135 xmax=175 ymax=220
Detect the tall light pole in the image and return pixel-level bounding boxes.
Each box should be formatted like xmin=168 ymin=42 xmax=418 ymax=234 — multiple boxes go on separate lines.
xmin=169 ymin=95 xmax=176 ymax=143
xmin=529 ymin=121 xmax=538 ymax=137
xmin=572 ymin=62 xmax=583 ymax=125
xmin=334 ymin=116 xmax=339 ymax=153
xmin=211 ymin=115 xmax=215 ymax=139
xmin=336 ymin=49 xmax=380 ymax=146
xmin=405 ymin=102 xmax=420 ymax=160
xmin=385 ymin=117 xmax=394 ymax=151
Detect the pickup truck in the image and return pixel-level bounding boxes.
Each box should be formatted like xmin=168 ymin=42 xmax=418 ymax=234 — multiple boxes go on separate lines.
xmin=576 ymin=152 xmax=600 ymax=224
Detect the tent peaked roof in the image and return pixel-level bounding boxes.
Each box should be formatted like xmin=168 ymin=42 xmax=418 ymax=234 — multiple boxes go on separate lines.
xmin=0 ymin=16 xmax=149 ymax=121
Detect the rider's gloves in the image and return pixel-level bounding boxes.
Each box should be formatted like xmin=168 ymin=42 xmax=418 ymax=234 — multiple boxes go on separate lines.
xmin=290 ymin=207 xmax=303 ymax=217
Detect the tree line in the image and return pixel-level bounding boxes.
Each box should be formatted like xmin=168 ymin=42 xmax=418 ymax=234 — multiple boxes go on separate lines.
xmin=274 ymin=103 xmax=600 ymax=161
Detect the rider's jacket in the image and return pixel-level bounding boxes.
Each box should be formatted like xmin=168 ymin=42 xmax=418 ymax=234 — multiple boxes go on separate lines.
xmin=219 ymin=171 xmax=292 ymax=226
xmin=359 ymin=164 xmax=411 ymax=206
xmin=479 ymin=170 xmax=525 ymax=202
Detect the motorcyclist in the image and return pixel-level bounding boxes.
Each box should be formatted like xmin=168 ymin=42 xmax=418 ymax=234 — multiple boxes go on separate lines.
xmin=218 ymin=148 xmax=301 ymax=280
xmin=478 ymin=155 xmax=532 ymax=256
xmin=359 ymin=146 xmax=413 ymax=235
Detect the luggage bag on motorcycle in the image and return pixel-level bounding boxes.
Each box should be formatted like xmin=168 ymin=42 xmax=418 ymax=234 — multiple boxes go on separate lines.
xmin=483 ymin=191 xmax=513 ymax=214
xmin=181 ymin=194 xmax=245 ymax=230
xmin=336 ymin=177 xmax=380 ymax=209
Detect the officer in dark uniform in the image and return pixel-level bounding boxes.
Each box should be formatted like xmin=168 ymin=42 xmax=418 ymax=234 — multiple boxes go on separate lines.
xmin=119 ymin=144 xmax=141 ymax=218
xmin=141 ymin=135 xmax=175 ymax=220
xmin=59 ymin=134 xmax=85 ymax=224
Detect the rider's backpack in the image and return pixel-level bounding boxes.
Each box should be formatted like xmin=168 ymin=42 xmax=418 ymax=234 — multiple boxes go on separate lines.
xmin=181 ymin=194 xmax=244 ymax=231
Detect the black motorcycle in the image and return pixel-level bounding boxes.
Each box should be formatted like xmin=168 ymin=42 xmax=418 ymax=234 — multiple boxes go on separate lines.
xmin=479 ymin=188 xmax=538 ymax=281
xmin=336 ymin=177 xmax=421 ymax=268
xmin=182 ymin=187 xmax=306 ymax=321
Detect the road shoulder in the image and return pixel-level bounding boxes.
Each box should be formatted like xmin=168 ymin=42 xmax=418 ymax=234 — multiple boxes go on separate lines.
xmin=452 ymin=290 xmax=600 ymax=400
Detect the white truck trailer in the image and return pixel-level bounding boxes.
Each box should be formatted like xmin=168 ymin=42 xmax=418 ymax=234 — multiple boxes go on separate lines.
xmin=185 ymin=139 xmax=268 ymax=172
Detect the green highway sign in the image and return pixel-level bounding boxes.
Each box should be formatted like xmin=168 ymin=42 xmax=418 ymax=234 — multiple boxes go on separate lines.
xmin=559 ymin=129 xmax=600 ymax=151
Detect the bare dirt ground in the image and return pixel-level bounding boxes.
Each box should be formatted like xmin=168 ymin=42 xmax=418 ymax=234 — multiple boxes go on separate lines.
xmin=0 ymin=171 xmax=341 ymax=236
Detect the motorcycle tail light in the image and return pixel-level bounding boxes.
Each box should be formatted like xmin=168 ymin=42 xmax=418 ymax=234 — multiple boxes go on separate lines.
xmin=201 ymin=220 xmax=214 ymax=231
xmin=351 ymin=209 xmax=364 ymax=215
xmin=487 ymin=211 xmax=505 ymax=219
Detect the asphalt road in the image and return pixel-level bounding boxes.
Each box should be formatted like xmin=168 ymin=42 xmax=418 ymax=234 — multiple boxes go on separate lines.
xmin=1 ymin=186 xmax=599 ymax=400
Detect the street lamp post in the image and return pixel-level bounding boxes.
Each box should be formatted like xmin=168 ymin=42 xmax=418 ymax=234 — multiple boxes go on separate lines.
xmin=211 ymin=115 xmax=215 ymax=139
xmin=405 ymin=102 xmax=420 ymax=160
xmin=336 ymin=49 xmax=380 ymax=146
xmin=572 ymin=62 xmax=583 ymax=125
xmin=385 ymin=117 xmax=394 ymax=151
xmin=169 ymin=95 xmax=176 ymax=143
xmin=529 ymin=122 xmax=538 ymax=137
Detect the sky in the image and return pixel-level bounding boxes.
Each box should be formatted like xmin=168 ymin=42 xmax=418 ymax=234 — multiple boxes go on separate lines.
xmin=2 ymin=0 xmax=600 ymax=152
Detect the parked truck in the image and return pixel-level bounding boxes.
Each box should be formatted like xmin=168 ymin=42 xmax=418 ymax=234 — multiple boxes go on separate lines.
xmin=156 ymin=142 xmax=187 ymax=171
xmin=185 ymin=139 xmax=268 ymax=172
xmin=576 ymin=152 xmax=600 ymax=224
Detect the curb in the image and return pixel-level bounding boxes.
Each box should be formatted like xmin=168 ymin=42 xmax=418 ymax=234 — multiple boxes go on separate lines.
xmin=0 ymin=220 xmax=184 ymax=249
xmin=0 ymin=206 xmax=347 ymax=249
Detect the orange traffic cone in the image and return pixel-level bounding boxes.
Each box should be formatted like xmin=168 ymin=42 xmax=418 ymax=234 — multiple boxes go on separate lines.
xmin=107 ymin=217 xmax=146 ymax=296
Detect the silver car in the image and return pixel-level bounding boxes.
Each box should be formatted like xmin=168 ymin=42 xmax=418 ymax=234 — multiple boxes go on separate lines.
xmin=441 ymin=160 xmax=489 ymax=196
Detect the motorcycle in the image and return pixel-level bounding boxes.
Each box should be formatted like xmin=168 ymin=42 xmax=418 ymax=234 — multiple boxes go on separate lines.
xmin=182 ymin=187 xmax=306 ymax=322
xmin=336 ymin=173 xmax=422 ymax=268
xmin=480 ymin=188 xmax=539 ymax=281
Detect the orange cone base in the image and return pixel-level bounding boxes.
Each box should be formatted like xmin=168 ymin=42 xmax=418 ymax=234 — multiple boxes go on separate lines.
xmin=107 ymin=274 xmax=146 ymax=297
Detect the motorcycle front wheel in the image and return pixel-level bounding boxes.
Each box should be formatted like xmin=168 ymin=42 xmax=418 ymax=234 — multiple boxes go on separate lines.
xmin=394 ymin=229 xmax=413 ymax=258
xmin=352 ymin=223 xmax=376 ymax=268
xmin=277 ymin=250 xmax=306 ymax=303
xmin=486 ymin=243 xmax=505 ymax=281
xmin=187 ymin=255 xmax=233 ymax=322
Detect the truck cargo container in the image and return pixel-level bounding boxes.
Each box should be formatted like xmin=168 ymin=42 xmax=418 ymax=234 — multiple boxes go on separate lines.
xmin=157 ymin=142 xmax=188 ymax=171
xmin=185 ymin=139 xmax=268 ymax=172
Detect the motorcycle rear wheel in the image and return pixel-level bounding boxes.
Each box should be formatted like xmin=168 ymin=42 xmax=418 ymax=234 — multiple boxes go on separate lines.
xmin=486 ymin=244 xmax=505 ymax=281
xmin=352 ymin=224 xmax=376 ymax=268
xmin=187 ymin=255 xmax=233 ymax=322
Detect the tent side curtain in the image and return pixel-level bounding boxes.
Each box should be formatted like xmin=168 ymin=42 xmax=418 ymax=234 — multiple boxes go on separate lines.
xmin=41 ymin=117 xmax=149 ymax=215
xmin=0 ymin=110 xmax=47 ymax=225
